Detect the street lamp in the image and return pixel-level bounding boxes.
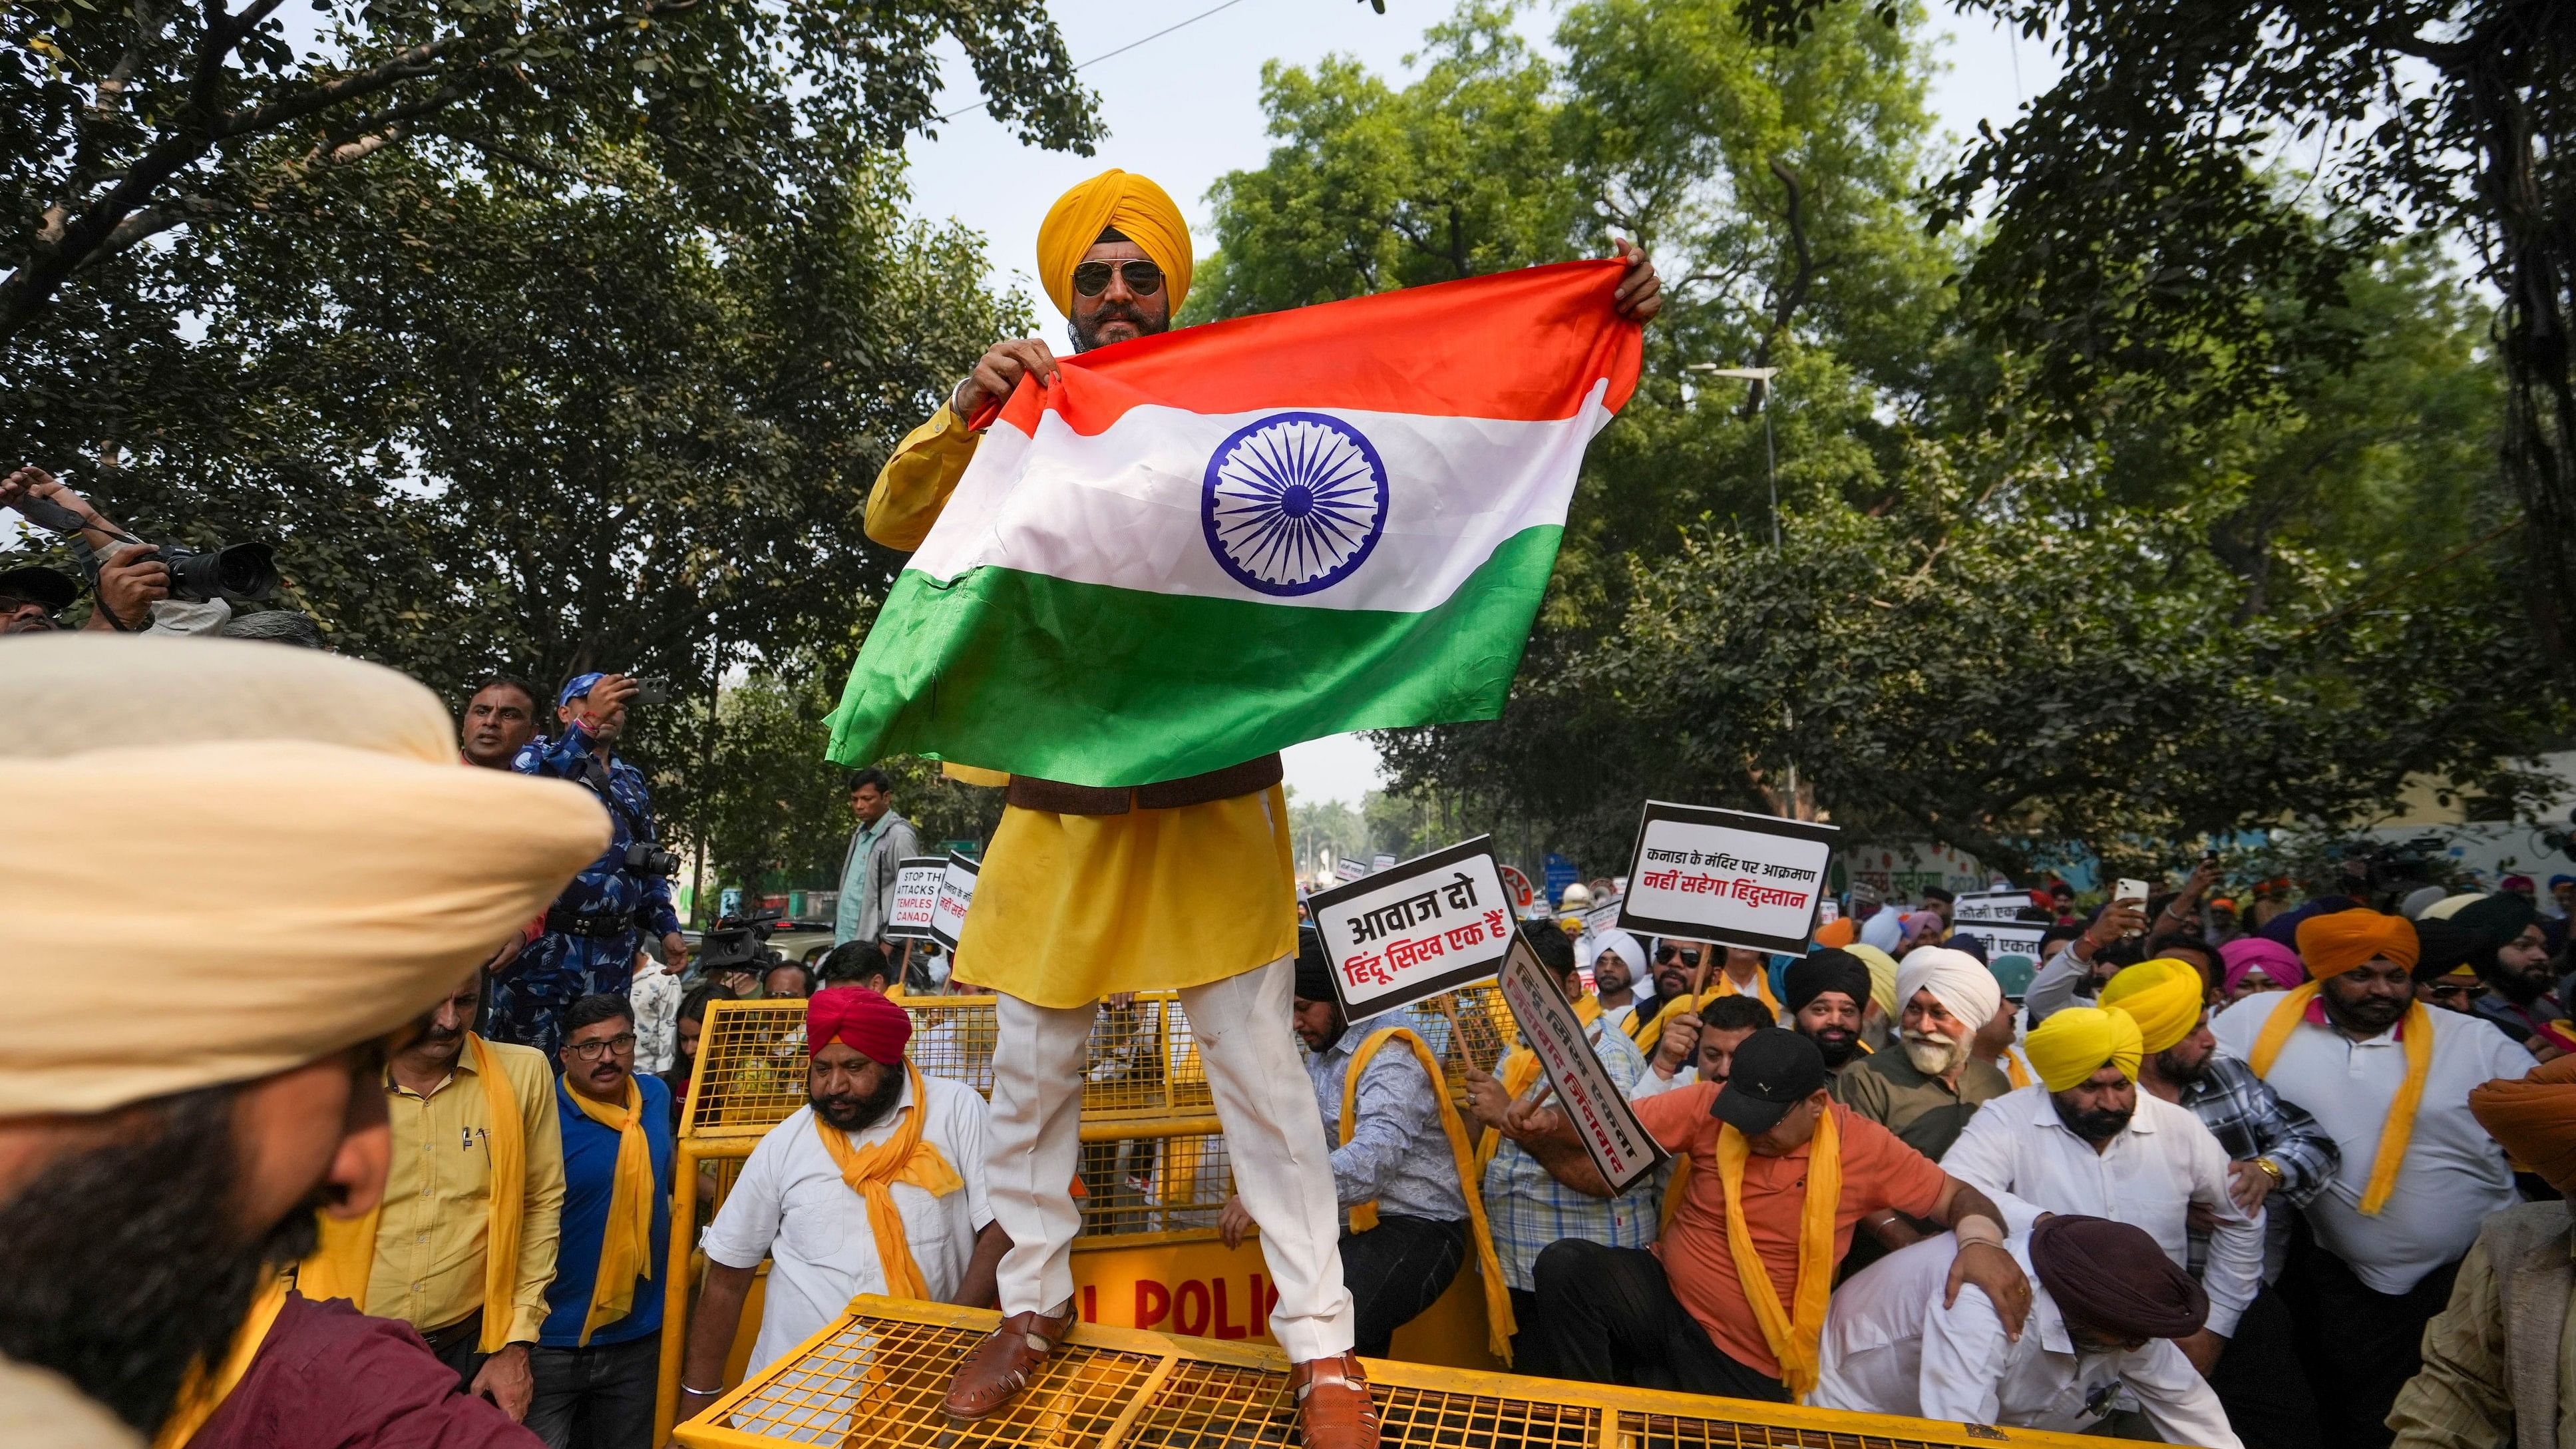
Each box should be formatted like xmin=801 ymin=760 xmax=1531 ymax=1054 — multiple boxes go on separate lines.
xmin=1687 ymin=363 xmax=1781 ymax=549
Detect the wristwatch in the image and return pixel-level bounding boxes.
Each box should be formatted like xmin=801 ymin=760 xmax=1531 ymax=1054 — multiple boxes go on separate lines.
xmin=2254 ymin=1156 xmax=2285 ymax=1185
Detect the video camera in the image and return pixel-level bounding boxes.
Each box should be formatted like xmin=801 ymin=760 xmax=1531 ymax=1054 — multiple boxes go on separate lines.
xmin=696 ymin=908 xmax=787 ymax=976
xmin=2340 ymin=836 xmax=2448 ymax=901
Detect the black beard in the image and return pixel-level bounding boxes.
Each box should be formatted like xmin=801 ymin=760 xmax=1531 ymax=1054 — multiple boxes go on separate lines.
xmin=2052 ymin=1095 xmax=2135 ymax=1143
xmin=2322 ymin=989 xmax=2410 ymax=1036
xmin=1069 ymin=305 xmax=1165 ymax=354
xmin=1807 ymin=1026 xmax=1860 ymax=1068
xmin=2488 ymin=963 xmax=2552 ymax=1008
xmin=0 ymin=1085 xmax=319 ymax=1434
xmin=812 ymin=1068 xmax=906 ymax=1132
xmin=2153 ymin=1047 xmax=2209 ymax=1084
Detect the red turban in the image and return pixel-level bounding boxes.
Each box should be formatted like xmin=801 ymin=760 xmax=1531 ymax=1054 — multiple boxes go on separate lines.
xmin=2296 ymin=909 xmax=2416 ymax=979
xmin=807 ymin=986 xmax=911 ymax=1063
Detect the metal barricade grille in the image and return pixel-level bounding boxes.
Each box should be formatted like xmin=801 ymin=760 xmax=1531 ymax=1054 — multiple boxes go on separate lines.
xmin=1616 ymin=1409 xmax=1972 ymax=1448
xmin=684 ymin=1001 xmax=813 ymax=1138
xmin=711 ymin=1313 xmax=1159 ymax=1448
xmin=1079 ymin=1128 xmax=1232 ymax=1237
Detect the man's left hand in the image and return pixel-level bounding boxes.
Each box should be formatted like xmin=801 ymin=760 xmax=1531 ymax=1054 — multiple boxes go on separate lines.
xmin=1610 ymin=238 xmax=1663 ymax=323
xmin=470 ymin=1343 xmax=534 ymax=1420
xmin=1462 ymin=1066 xmax=1510 ymax=1132
xmin=1216 ymin=1194 xmax=1256 ymax=1250
xmin=661 ymin=931 xmax=689 ymax=975
xmin=2224 ymin=1159 xmax=2273 ymax=1215
xmin=2175 ymin=1327 xmax=2227 ymax=1376
xmin=1943 ymin=1240 xmax=2030 ymax=1341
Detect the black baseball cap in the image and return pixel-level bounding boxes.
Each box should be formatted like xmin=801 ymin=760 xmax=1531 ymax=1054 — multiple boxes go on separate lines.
xmin=0 ymin=564 xmax=77 ymax=612
xmin=1710 ymin=1028 xmax=1828 ymax=1134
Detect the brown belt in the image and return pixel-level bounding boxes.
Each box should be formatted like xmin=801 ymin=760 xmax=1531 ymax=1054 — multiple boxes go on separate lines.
xmin=1004 ymin=753 xmax=1283 ymax=816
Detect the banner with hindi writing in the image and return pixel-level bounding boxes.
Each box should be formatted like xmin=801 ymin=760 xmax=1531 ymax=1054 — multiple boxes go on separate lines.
xmin=1952 ymin=889 xmax=2031 ymax=925
xmin=1306 ymin=836 xmax=1515 ymax=1019
xmin=1497 ymin=934 xmax=1666 ymax=1193
xmin=1947 ymin=917 xmax=2051 ymax=965
xmin=1616 ymin=802 xmax=1839 ymax=955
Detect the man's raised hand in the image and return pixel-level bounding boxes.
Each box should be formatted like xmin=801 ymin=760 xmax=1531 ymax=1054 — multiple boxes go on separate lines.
xmin=954 ymin=339 xmax=1061 ymax=419
xmin=1610 ymin=238 xmax=1663 ymax=323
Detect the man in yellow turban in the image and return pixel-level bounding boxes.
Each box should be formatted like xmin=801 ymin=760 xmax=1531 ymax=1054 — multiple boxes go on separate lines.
xmin=0 ymin=636 xmax=607 ymax=1448
xmin=2210 ymin=909 xmax=2538 ymax=1449
xmin=868 ymin=170 xmax=1664 ymax=1449
xmin=1945 ymin=1004 xmax=2262 ymax=1385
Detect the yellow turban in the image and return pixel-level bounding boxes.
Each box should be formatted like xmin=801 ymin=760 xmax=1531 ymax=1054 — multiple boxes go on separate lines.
xmin=0 ymin=636 xmax=611 ymax=1116
xmin=2296 ymin=909 xmax=2418 ymax=979
xmin=1845 ymin=943 xmax=1900 ymax=1016
xmin=1036 ymin=168 xmax=1193 ymax=319
xmin=2098 ymin=958 xmax=2207 ymax=1055
xmin=2024 ymin=1006 xmax=2144 ymax=1094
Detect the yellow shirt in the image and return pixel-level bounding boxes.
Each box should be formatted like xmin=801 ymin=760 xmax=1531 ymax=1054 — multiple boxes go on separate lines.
xmin=864 ymin=407 xmax=1299 ymax=1008
xmin=371 ymin=1040 xmax=564 ymax=1342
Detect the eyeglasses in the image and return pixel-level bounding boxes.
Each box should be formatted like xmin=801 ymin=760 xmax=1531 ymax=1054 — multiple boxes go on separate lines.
xmin=1657 ymin=947 xmax=1702 ymax=966
xmin=564 ymin=1032 xmax=637 ymax=1061
xmin=1071 ymin=259 xmax=1165 ymax=298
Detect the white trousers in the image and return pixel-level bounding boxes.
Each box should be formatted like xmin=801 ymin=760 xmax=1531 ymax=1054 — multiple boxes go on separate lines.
xmin=986 ymin=954 xmax=1356 ymax=1361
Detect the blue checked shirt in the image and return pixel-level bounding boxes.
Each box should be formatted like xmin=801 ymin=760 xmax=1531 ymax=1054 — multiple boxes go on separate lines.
xmin=1482 ymin=1012 xmax=1663 ymax=1291
xmin=1307 ymin=1025 xmax=1469 ymax=1225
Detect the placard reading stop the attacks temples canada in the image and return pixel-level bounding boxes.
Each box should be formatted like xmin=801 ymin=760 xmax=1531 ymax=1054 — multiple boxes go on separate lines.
xmin=927 ymin=852 xmax=979 ymax=952
xmin=1616 ymin=801 xmax=1840 ymax=955
xmin=1496 ymin=934 xmax=1666 ymax=1193
xmin=1306 ymin=836 xmax=1515 ymax=1020
xmin=884 ymin=857 xmax=947 ymax=941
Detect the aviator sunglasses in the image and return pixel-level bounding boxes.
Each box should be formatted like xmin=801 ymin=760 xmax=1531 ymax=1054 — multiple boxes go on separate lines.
xmin=1071 ymin=259 xmax=1166 ymax=298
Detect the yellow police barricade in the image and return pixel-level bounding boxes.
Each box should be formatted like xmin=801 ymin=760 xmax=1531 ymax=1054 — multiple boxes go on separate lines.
xmin=675 ymin=1295 xmax=2123 ymax=1449
xmin=656 ymin=986 xmax=1524 ymax=1440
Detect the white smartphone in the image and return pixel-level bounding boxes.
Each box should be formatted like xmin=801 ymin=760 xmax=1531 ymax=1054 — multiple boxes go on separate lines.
xmin=2114 ymin=878 xmax=2151 ymax=909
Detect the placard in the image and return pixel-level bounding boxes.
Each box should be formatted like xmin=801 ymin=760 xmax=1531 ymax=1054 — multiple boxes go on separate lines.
xmin=1616 ymin=801 xmax=1839 ymax=955
xmin=1952 ymin=889 xmax=2030 ymax=925
xmin=927 ymin=851 xmax=979 ymax=952
xmin=1496 ymin=934 xmax=1667 ymax=1193
xmin=1306 ymin=836 xmax=1514 ymax=1019
xmin=884 ymin=857 xmax=947 ymax=940
xmin=1499 ymin=864 xmax=1539 ymax=917
xmin=1946 ymin=918 xmax=2051 ymax=964
xmin=1582 ymin=897 xmax=1625 ymax=939
xmin=1371 ymin=853 xmax=1397 ymax=874
xmin=1334 ymin=857 xmax=1369 ymax=883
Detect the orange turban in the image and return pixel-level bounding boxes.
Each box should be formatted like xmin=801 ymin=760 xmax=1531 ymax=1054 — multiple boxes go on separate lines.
xmin=2296 ymin=909 xmax=2418 ymax=978
xmin=1813 ymin=917 xmax=1857 ymax=948
xmin=1035 ymin=169 xmax=1193 ymax=319
xmin=2471 ymin=1054 xmax=2576 ymax=1196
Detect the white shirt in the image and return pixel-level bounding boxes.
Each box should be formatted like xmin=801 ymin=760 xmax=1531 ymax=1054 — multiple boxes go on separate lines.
xmin=1814 ymin=1236 xmax=2242 ymax=1449
xmin=702 ymin=1076 xmax=994 ymax=1374
xmin=2211 ymin=990 xmax=2533 ymax=1293
xmin=1599 ymin=998 xmax=1640 ymax=1036
xmin=1942 ymin=1083 xmax=2261 ymax=1337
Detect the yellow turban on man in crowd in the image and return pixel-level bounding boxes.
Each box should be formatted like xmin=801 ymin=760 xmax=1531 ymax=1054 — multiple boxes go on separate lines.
xmin=2098 ymin=959 xmax=2206 ymax=1056
xmin=1035 ymin=168 xmax=1194 ymax=319
xmin=2024 ymin=1006 xmax=2145 ymax=1094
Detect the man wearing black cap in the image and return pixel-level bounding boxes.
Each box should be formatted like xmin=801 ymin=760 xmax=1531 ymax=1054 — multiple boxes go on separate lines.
xmin=1815 ymin=1214 xmax=2241 ymax=1446
xmin=0 ymin=563 xmax=77 ymax=634
xmin=1785 ymin=950 xmax=1873 ymax=1074
xmin=1499 ymin=1028 xmax=2026 ymax=1400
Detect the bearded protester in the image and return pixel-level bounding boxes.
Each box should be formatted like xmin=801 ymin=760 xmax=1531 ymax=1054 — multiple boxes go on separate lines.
xmin=1616 ymin=936 xmax=1703 ymax=1050
xmin=1496 ymin=1029 xmax=2028 ymax=1400
xmin=1782 ymin=950 xmax=1873 ymax=1076
xmin=676 ymin=988 xmax=1004 ymax=1424
xmin=858 ymin=165 xmax=1663 ymax=1448
xmin=1943 ymin=1004 xmax=2263 ymax=1380
xmin=2210 ymin=909 xmax=2535 ymax=1449
xmin=0 ymin=636 xmax=606 ymax=1448
xmin=1586 ymin=929 xmax=1652 ymax=1036
xmin=2388 ymin=1053 xmax=2576 ymax=1446
xmin=2110 ymin=959 xmax=2332 ymax=1449
xmin=1831 ymin=947 xmax=2010 ymax=1161
xmin=2451 ymin=891 xmax=2575 ymax=1056
xmin=1815 ymin=1215 xmax=2241 ymax=1448
xmin=1634 ymin=993 xmax=1775 ymax=1098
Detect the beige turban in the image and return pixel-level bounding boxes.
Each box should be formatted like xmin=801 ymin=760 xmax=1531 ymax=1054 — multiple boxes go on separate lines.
xmin=1 ymin=636 xmax=610 ymax=1116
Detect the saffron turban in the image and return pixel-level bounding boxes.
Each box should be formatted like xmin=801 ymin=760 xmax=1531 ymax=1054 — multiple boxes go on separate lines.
xmin=0 ymin=636 xmax=611 ymax=1116
xmin=808 ymin=986 xmax=912 ymax=1064
xmin=2030 ymin=1214 xmax=2209 ymax=1341
xmin=2219 ymin=936 xmax=2304 ymax=996
xmin=2471 ymin=1054 xmax=2576 ymax=1197
xmin=1785 ymin=949 xmax=1874 ymax=1015
xmin=1035 ymin=168 xmax=1194 ymax=319
xmin=1846 ymin=943 xmax=1901 ymax=1016
xmin=2297 ymin=909 xmax=2418 ymax=979
xmin=1812 ymin=917 xmax=1857 ymax=948
xmin=2024 ymin=1006 xmax=2143 ymax=1094
xmin=1895 ymin=947 xmax=2002 ymax=1034
xmin=2098 ymin=959 xmax=2206 ymax=1055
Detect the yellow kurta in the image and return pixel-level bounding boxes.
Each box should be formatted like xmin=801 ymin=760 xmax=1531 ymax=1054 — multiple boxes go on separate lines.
xmin=867 ymin=405 xmax=1299 ymax=1009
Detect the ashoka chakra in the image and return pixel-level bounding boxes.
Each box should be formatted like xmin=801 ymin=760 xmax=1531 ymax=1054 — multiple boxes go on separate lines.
xmin=1200 ymin=411 xmax=1390 ymax=598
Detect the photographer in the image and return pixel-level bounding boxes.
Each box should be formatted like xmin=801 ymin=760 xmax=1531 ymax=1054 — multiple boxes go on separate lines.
xmin=498 ymin=672 xmax=690 ymax=1056
xmin=1 ymin=466 xmax=170 ymax=630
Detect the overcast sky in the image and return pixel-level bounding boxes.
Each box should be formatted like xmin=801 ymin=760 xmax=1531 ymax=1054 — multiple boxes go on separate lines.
xmin=886 ymin=0 xmax=2054 ymax=805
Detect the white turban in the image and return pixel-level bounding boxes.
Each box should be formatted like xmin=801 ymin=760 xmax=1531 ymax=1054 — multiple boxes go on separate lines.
xmin=1860 ymin=904 xmax=1907 ymax=954
xmin=0 ymin=636 xmax=611 ymax=1116
xmin=1588 ymin=929 xmax=1647 ymax=986
xmin=1895 ymin=946 xmax=2003 ymax=1037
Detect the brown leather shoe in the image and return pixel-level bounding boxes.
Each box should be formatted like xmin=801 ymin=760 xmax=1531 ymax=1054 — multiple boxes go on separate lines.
xmin=944 ymin=1302 xmax=1077 ymax=1422
xmin=1288 ymin=1352 xmax=1380 ymax=1449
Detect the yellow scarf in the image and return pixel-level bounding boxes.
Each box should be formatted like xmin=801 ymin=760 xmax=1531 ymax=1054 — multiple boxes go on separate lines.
xmin=1478 ymin=995 xmax=1602 ymax=1171
xmin=1342 ymin=1027 xmax=1519 ymax=1364
xmin=1998 ymin=1049 xmax=2032 ymax=1091
xmin=561 ymin=1073 xmax=655 ymax=1345
xmin=300 ymin=1034 xmax=526 ymax=1353
xmin=811 ymin=1060 xmax=963 ymax=1300
xmin=2249 ymin=982 xmax=2432 ymax=1215
xmin=1715 ymin=1108 xmax=1841 ymax=1398
xmin=152 ymin=1275 xmax=290 ymax=1449
xmin=1712 ymin=968 xmax=1782 ymax=1016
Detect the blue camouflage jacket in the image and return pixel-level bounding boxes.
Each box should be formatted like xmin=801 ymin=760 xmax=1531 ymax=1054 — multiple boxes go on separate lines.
xmin=513 ymin=722 xmax=681 ymax=939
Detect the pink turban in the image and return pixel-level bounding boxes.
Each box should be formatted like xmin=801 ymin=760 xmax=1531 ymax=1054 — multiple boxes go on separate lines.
xmin=2219 ymin=936 xmax=2304 ymax=996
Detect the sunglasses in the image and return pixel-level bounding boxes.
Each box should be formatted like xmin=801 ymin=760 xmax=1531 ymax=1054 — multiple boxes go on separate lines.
xmin=1656 ymin=947 xmax=1703 ymax=966
xmin=2427 ymin=980 xmax=2489 ymax=1005
xmin=1071 ymin=259 xmax=1165 ymax=298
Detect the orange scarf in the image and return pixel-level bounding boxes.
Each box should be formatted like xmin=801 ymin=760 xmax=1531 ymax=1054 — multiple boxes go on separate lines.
xmin=812 ymin=1060 xmax=963 ymax=1299
xmin=151 ymin=1275 xmax=290 ymax=1449
xmin=2249 ymin=983 xmax=2431 ymax=1215
xmin=1342 ymin=1026 xmax=1519 ymax=1363
xmin=560 ymin=1073 xmax=655 ymax=1343
xmin=1715 ymin=1108 xmax=1840 ymax=1397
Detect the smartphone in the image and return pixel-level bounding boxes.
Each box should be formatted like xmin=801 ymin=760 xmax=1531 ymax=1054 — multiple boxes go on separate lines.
xmin=631 ymin=676 xmax=672 ymax=706
xmin=2114 ymin=878 xmax=2151 ymax=909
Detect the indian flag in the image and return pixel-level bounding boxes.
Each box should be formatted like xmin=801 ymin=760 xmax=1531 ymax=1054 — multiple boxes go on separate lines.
xmin=825 ymin=260 xmax=1644 ymax=786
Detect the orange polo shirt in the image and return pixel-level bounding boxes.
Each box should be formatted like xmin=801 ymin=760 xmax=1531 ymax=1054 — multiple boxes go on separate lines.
xmin=1631 ymin=1086 xmax=1946 ymax=1378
